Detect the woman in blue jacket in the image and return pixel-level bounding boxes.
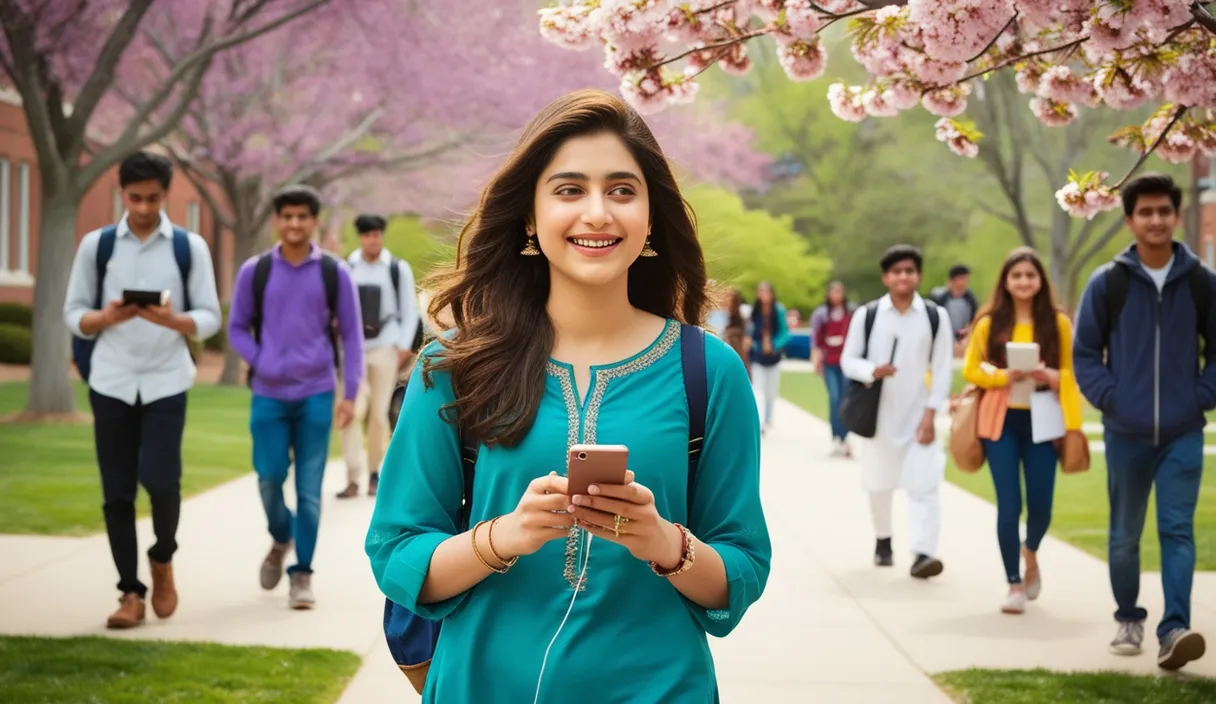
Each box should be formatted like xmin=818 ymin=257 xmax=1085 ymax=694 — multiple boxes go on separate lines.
xmin=750 ymin=281 xmax=789 ymax=435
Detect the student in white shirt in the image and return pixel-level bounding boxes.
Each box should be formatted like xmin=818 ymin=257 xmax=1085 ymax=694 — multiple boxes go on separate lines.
xmin=840 ymin=245 xmax=954 ymax=579
xmin=63 ymin=151 xmax=222 ymax=629
xmin=338 ymin=214 xmax=420 ymax=498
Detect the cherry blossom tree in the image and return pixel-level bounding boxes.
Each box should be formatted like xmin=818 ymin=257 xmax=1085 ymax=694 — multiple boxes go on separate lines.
xmin=0 ymin=0 xmax=330 ymax=416
xmin=539 ymin=0 xmax=1216 ymax=218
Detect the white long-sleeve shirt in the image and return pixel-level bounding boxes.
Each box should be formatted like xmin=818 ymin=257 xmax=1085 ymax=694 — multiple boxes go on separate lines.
xmin=63 ymin=212 xmax=222 ymax=405
xmin=346 ymin=249 xmax=419 ymax=352
xmin=840 ymin=293 xmax=954 ymax=446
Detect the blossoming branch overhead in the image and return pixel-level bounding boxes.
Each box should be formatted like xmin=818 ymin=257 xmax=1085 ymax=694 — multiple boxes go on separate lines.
xmin=539 ymin=0 xmax=1216 ymax=219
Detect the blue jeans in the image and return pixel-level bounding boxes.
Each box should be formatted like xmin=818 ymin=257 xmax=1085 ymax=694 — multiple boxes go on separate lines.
xmin=1104 ymin=429 xmax=1204 ymax=641
xmin=979 ymin=410 xmax=1058 ymax=584
xmin=250 ymin=391 xmax=334 ymax=574
xmin=822 ymin=364 xmax=847 ymax=441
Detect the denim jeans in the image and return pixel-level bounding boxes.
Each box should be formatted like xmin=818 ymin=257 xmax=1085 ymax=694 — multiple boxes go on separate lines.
xmin=250 ymin=391 xmax=334 ymax=574
xmin=979 ymin=409 xmax=1058 ymax=584
xmin=822 ymin=363 xmax=847 ymax=441
xmin=1104 ymin=429 xmax=1204 ymax=641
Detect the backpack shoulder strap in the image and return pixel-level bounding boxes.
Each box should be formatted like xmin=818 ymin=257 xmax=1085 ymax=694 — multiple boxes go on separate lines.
xmin=680 ymin=324 xmax=708 ymax=515
xmin=250 ymin=253 xmax=274 ymax=343
xmin=1188 ymin=262 xmax=1212 ymax=352
xmin=94 ymin=226 xmax=118 ymax=310
xmin=924 ymin=300 xmax=940 ymax=363
xmin=861 ymin=300 xmax=880 ymax=358
xmin=171 ymin=227 xmax=193 ymax=312
xmin=320 ymin=253 xmax=339 ymax=316
xmin=389 ymin=257 xmax=401 ymax=298
xmin=456 ymin=426 xmax=479 ymax=532
xmin=1102 ymin=261 xmax=1130 ymax=348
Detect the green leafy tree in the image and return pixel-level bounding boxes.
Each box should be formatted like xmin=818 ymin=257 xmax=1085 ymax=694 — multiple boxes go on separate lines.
xmin=685 ymin=184 xmax=831 ymax=315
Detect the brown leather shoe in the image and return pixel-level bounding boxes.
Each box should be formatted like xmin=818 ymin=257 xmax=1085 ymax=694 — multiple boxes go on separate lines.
xmin=336 ymin=482 xmax=359 ymax=499
xmin=106 ymin=593 xmax=146 ymax=629
xmin=149 ymin=560 xmax=178 ymax=619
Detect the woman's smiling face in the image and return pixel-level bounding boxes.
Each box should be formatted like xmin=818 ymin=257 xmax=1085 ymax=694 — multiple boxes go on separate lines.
xmin=532 ymin=131 xmax=651 ymax=289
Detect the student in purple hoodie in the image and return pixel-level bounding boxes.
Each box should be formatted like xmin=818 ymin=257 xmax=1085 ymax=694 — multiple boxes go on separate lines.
xmin=228 ymin=185 xmax=364 ymax=610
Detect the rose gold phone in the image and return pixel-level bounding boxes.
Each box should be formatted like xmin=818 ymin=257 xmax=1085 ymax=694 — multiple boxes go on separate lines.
xmin=566 ymin=444 xmax=629 ymax=497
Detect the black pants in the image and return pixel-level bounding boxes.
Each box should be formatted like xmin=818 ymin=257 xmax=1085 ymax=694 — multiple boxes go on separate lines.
xmin=89 ymin=389 xmax=187 ymax=597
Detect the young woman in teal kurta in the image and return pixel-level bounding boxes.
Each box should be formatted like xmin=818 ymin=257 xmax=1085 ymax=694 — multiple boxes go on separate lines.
xmin=365 ymin=90 xmax=769 ymax=703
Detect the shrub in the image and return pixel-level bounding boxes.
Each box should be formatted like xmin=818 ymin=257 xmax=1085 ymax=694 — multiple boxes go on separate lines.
xmin=0 ymin=323 xmax=32 ymax=364
xmin=0 ymin=302 xmax=33 ymax=328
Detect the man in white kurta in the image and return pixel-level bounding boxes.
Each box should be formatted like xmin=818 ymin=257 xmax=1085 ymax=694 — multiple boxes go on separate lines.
xmin=841 ymin=257 xmax=954 ymax=579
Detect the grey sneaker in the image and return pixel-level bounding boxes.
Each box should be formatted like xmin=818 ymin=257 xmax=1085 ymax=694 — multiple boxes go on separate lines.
xmin=1158 ymin=629 xmax=1206 ymax=670
xmin=1110 ymin=620 xmax=1145 ymax=656
xmin=260 ymin=540 xmax=292 ymax=590
xmin=289 ymin=572 xmax=315 ymax=610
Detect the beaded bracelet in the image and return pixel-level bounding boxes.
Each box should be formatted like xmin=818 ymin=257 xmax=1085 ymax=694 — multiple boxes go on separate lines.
xmin=650 ymin=523 xmax=696 ymax=578
xmin=487 ymin=517 xmax=519 ymax=571
xmin=470 ymin=520 xmax=512 ymax=575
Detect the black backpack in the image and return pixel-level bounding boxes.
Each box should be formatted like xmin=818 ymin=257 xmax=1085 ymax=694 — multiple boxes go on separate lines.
xmin=247 ymin=251 xmax=341 ymax=386
xmin=1100 ymin=260 xmax=1211 ymax=355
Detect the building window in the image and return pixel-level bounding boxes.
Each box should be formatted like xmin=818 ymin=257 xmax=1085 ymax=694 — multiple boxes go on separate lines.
xmin=112 ymin=188 xmax=123 ymax=222
xmin=186 ymin=201 xmax=201 ymax=233
xmin=17 ymin=162 xmax=30 ymax=274
xmin=0 ymin=159 xmax=9 ymax=272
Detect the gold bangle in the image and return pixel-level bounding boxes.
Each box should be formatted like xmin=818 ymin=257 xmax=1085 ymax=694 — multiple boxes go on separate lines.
xmin=650 ymin=523 xmax=696 ymax=578
xmin=470 ymin=520 xmax=510 ymax=575
xmin=487 ymin=517 xmax=519 ymax=570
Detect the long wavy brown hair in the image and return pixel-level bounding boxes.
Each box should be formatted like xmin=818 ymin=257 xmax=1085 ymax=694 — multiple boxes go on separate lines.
xmin=978 ymin=247 xmax=1061 ymax=368
xmin=421 ymin=89 xmax=708 ymax=447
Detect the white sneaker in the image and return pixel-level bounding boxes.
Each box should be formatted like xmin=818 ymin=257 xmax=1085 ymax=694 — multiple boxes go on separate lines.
xmin=1110 ymin=621 xmax=1145 ymax=656
xmin=1001 ymin=588 xmax=1027 ymax=615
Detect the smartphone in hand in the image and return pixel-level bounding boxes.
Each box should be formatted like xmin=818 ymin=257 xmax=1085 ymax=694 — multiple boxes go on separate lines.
xmin=566 ymin=444 xmax=629 ymax=497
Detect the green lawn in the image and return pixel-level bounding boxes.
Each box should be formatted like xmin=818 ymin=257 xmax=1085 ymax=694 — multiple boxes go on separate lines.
xmin=781 ymin=373 xmax=1216 ymax=571
xmin=934 ymin=668 xmax=1216 ymax=703
xmin=0 ymin=635 xmax=361 ymax=704
xmin=0 ymin=381 xmax=355 ymax=536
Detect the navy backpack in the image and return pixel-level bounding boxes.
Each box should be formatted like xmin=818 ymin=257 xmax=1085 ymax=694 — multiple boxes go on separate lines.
xmin=383 ymin=323 xmax=710 ymax=694
xmin=72 ymin=225 xmax=193 ymax=382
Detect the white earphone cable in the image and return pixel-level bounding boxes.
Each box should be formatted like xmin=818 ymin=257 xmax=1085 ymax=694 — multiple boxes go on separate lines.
xmin=532 ymin=529 xmax=592 ymax=704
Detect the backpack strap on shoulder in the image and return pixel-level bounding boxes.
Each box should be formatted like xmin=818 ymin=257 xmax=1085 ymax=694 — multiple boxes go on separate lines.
xmin=94 ymin=226 xmax=118 ymax=310
xmin=924 ymin=301 xmax=940 ymax=363
xmin=1187 ymin=263 xmax=1212 ymax=356
xmin=250 ymin=253 xmax=274 ymax=344
xmin=861 ymin=300 xmax=880 ymax=358
xmin=319 ymin=254 xmax=341 ymax=374
xmin=171 ymin=227 xmax=193 ymax=312
xmin=456 ymin=425 xmax=479 ymax=532
xmin=1102 ymin=261 xmax=1130 ymax=350
xmin=680 ymin=324 xmax=707 ymax=514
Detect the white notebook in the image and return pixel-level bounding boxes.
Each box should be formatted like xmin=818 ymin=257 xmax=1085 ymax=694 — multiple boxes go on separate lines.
xmin=1030 ymin=390 xmax=1066 ymax=443
xmin=1006 ymin=342 xmax=1039 ymax=408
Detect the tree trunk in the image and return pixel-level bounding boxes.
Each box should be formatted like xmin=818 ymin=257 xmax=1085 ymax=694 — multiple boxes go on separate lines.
xmin=25 ymin=190 xmax=83 ymax=415
xmin=218 ymin=220 xmax=260 ymax=386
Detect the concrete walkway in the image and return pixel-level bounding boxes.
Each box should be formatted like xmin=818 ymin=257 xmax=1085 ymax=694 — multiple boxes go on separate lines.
xmin=2 ymin=401 xmax=1215 ymax=703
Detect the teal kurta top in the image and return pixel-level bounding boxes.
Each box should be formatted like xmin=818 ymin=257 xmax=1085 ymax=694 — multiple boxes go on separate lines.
xmin=366 ymin=319 xmax=771 ymax=703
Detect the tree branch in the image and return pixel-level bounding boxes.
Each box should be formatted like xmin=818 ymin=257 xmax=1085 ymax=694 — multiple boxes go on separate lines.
xmin=966 ymin=11 xmax=1018 ymax=64
xmin=1192 ymin=1 xmax=1216 ymax=34
xmin=1113 ymin=104 xmax=1189 ymax=189
xmin=1071 ymin=217 xmax=1126 ymax=275
xmin=65 ymin=0 xmax=157 ymax=143
xmin=656 ymin=28 xmax=767 ymax=70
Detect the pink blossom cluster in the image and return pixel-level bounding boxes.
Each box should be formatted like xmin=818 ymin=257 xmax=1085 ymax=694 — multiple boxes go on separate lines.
xmin=934 ymin=118 xmax=980 ymax=158
xmin=1055 ymin=173 xmax=1121 ymax=219
xmin=1030 ymin=96 xmax=1079 ymax=127
xmin=923 ymin=83 xmax=972 ymax=117
xmin=827 ymin=83 xmax=868 ymax=122
xmin=1140 ymin=112 xmax=1216 ymax=164
xmin=908 ymin=0 xmax=1016 ymax=64
xmin=777 ymin=39 xmax=828 ymax=81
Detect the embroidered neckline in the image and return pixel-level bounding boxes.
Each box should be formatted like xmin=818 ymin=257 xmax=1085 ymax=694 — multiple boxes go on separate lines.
xmin=546 ymin=318 xmax=682 ymax=589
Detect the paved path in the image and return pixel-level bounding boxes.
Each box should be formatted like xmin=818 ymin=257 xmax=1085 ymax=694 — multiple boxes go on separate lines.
xmin=2 ymin=401 xmax=1215 ymax=703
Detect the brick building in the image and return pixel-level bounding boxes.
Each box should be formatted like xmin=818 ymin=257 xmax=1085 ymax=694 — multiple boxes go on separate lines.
xmin=0 ymin=88 xmax=235 ymax=306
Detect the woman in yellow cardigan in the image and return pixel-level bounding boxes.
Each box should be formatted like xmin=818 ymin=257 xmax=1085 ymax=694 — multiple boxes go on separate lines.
xmin=963 ymin=248 xmax=1084 ymax=615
